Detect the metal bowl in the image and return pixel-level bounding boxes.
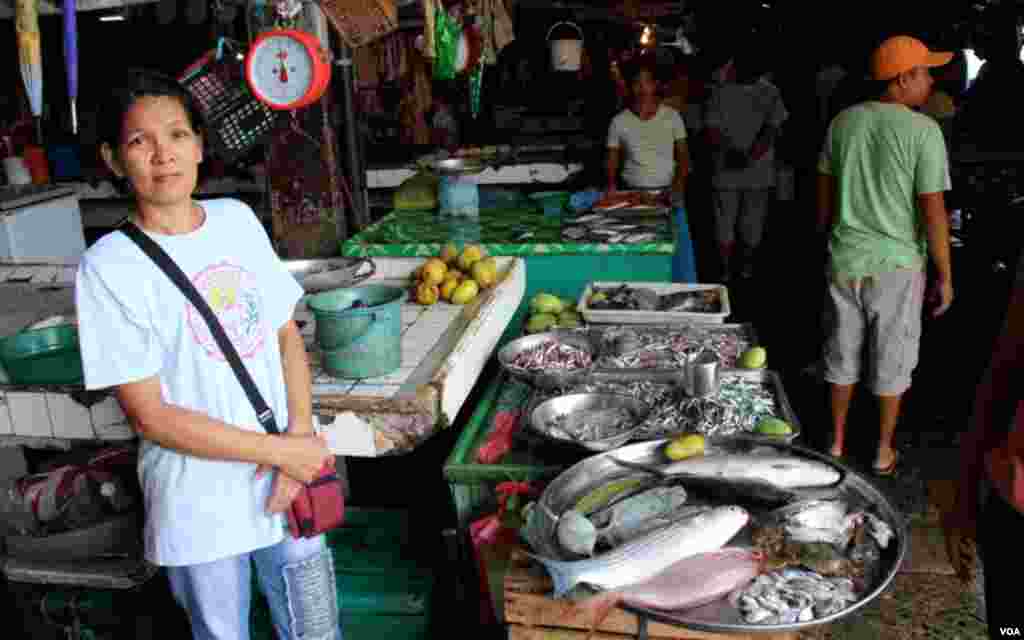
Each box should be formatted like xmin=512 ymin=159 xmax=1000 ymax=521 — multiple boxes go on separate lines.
xmin=427 ymin=157 xmax=486 ymax=176
xmin=525 ymin=438 xmax=907 ymax=635
xmin=497 ymin=330 xmax=596 ymax=391
xmin=530 ymin=393 xmax=651 ymax=451
xmin=286 ymin=258 xmax=375 ymax=294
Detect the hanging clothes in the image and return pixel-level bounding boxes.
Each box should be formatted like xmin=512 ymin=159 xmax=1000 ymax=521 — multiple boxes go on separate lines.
xmin=266 ymin=97 xmax=348 ymax=258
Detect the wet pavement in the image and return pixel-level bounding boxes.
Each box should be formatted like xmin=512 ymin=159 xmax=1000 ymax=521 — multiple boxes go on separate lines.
xmin=716 ymin=204 xmax=999 ymax=639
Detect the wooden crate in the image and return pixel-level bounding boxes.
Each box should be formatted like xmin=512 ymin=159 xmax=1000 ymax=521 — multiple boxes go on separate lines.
xmin=504 ymin=550 xmax=797 ymax=640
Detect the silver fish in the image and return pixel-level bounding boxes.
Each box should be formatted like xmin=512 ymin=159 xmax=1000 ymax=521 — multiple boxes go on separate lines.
xmin=528 ymin=505 xmax=750 ymax=597
xmin=769 ymin=499 xmax=860 ymax=547
xmin=730 ymin=568 xmax=860 ymax=624
xmin=590 ymin=486 xmax=696 ymax=548
xmin=613 ymin=453 xmax=842 ymax=491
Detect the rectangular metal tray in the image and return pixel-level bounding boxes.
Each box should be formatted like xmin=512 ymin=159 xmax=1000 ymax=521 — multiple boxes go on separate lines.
xmin=584 ymin=322 xmax=756 ymax=370
xmin=578 ymin=281 xmax=731 ymax=325
xmin=532 ymin=367 xmax=801 ymax=444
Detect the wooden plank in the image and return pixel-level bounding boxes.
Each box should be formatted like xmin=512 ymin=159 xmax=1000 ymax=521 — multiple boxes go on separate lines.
xmin=508 ymin=624 xmax=798 ymax=640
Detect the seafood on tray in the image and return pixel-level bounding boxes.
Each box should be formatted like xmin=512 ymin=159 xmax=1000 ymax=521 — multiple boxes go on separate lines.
xmin=508 ymin=339 xmax=592 ymax=372
xmin=593 ymin=190 xmax=668 ymax=210
xmin=528 ymin=505 xmax=750 ymax=596
xmin=572 ymin=547 xmax=763 ymax=634
xmin=595 ymin=325 xmax=751 ymax=369
xmin=587 ymin=284 xmax=721 ymax=313
xmin=520 ymin=441 xmax=899 ymax=630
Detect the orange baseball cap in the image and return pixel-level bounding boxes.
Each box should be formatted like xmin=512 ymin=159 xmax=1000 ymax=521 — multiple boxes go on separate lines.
xmin=871 ymin=36 xmax=953 ymax=81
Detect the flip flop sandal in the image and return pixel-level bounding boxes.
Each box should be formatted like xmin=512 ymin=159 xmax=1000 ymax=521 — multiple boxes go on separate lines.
xmin=874 ymin=451 xmax=901 ymax=476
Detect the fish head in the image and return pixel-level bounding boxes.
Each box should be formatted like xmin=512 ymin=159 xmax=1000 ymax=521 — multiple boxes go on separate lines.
xmin=713 ymin=505 xmax=751 ymax=531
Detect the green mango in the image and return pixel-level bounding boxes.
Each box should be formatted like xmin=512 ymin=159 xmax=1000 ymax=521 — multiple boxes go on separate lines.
xmin=526 ymin=313 xmax=558 ymax=334
xmin=530 ymin=293 xmax=564 ymax=315
xmin=755 ymin=417 xmax=793 ymax=436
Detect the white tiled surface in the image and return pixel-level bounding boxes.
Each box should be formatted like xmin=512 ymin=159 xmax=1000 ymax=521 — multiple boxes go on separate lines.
xmin=0 ymin=393 xmax=13 ymax=435
xmin=0 ymin=390 xmax=136 ymax=441
xmin=8 ymin=391 xmax=53 ymax=437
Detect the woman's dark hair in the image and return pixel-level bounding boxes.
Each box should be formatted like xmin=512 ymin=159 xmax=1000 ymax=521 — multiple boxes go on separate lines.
xmin=97 ymin=69 xmax=206 ymax=150
xmin=621 ymin=54 xmax=663 ymax=87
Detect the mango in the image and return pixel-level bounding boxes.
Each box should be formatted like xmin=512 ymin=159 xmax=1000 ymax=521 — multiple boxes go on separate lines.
xmin=527 ymin=313 xmax=558 ymax=333
xmin=530 ymin=292 xmax=563 ymax=315
xmin=421 ymin=258 xmax=448 ymax=286
xmin=415 ymin=281 xmax=439 ymax=305
xmin=589 ymin=292 xmax=608 ymax=305
xmin=471 ymin=259 xmax=498 ymax=289
xmin=739 ymin=346 xmax=767 ymax=369
xmin=440 ymin=242 xmax=459 ymax=265
xmin=439 ymin=276 xmax=460 ymax=301
xmin=665 ymin=433 xmax=706 ymax=460
xmin=451 ymin=280 xmax=480 ymax=305
xmin=457 ymin=245 xmax=485 ymax=272
xmin=755 ymin=417 xmax=793 ymax=436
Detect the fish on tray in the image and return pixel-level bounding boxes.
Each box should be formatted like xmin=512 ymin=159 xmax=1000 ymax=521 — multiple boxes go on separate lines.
xmin=730 ymin=567 xmax=860 ymax=624
xmin=555 ymin=486 xmax=698 ymax=556
xmin=529 ymin=505 xmax=750 ymax=597
xmin=569 ymin=547 xmax=763 ymax=639
xmin=549 ymin=407 xmax=636 ymax=442
xmin=610 ymin=453 xmax=843 ymax=491
xmin=588 ymin=285 xmax=721 ymax=312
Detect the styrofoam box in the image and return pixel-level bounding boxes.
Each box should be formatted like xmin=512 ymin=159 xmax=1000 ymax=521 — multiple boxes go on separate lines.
xmin=577 ymin=281 xmax=731 ymax=325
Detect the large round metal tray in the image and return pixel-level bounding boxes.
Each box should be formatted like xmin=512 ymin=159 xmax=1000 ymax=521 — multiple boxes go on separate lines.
xmin=527 ymin=438 xmax=908 ymax=634
xmin=286 ymin=257 xmax=375 ymax=293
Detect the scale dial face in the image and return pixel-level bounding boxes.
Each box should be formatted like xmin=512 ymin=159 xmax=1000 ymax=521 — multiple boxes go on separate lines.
xmin=246 ymin=31 xmax=321 ymax=110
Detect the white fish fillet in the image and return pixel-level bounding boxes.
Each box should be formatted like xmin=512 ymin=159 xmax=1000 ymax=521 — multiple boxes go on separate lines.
xmin=529 ymin=505 xmax=750 ymax=597
xmin=661 ymin=454 xmax=841 ymax=490
xmin=571 ymin=547 xmax=762 ymax=634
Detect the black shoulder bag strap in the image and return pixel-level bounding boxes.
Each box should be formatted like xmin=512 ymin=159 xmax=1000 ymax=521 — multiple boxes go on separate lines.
xmin=120 ymin=223 xmax=281 ymax=436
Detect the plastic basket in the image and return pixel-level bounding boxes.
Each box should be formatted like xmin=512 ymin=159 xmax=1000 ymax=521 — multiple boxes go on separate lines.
xmin=318 ymin=0 xmax=398 ymax=49
xmin=178 ymin=38 xmax=279 ymax=164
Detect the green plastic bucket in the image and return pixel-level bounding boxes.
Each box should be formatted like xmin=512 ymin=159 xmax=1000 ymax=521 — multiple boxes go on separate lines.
xmin=306 ymin=285 xmax=407 ymax=379
xmin=0 ymin=325 xmax=83 ymax=385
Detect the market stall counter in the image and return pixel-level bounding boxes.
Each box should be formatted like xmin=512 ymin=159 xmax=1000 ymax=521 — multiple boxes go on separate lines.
xmin=342 ymin=188 xmax=698 ymax=345
xmin=0 ymin=256 xmax=525 ymax=458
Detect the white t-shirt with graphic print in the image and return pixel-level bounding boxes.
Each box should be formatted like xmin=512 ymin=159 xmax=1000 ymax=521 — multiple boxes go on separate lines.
xmin=75 ymin=198 xmax=304 ymax=567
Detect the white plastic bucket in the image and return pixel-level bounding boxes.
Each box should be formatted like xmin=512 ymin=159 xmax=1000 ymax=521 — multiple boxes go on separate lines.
xmin=547 ymin=22 xmax=583 ymax=72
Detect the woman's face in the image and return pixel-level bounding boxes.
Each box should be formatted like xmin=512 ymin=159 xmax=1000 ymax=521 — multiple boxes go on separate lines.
xmin=631 ymin=69 xmax=658 ymax=100
xmin=104 ymin=95 xmax=203 ymax=207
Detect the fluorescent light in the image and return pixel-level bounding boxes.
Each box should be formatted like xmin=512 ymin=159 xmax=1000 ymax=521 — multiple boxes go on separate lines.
xmin=100 ymin=14 xmax=125 ymax=22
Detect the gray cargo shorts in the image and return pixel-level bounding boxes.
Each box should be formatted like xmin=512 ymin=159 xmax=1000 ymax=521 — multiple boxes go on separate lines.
xmin=822 ymin=269 xmax=925 ymax=396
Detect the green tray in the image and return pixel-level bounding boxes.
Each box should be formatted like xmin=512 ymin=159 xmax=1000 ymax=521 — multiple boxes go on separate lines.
xmin=443 ymin=372 xmax=566 ymax=485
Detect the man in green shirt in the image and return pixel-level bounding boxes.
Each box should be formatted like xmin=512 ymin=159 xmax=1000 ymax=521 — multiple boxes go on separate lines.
xmin=817 ymin=35 xmax=955 ymax=475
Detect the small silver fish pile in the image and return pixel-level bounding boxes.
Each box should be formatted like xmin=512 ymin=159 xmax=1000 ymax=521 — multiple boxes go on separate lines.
xmin=549 ymin=407 xmax=636 ymax=442
xmin=671 ymin=377 xmax=779 ymax=438
xmin=595 ymin=326 xmax=752 ymax=369
xmin=510 ymin=340 xmax=592 ymax=371
xmin=730 ymin=568 xmax=860 ymax=624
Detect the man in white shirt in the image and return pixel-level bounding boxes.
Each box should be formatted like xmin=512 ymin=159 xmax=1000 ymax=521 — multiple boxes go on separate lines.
xmin=606 ymin=55 xmax=690 ymax=202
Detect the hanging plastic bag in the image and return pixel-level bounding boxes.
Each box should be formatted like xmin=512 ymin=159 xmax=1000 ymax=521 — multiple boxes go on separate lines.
xmin=433 ymin=0 xmax=460 ymax=80
xmin=469 ymin=61 xmax=484 ymax=119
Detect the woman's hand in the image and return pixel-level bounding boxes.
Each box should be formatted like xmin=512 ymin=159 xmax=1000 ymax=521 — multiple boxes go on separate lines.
xmin=266 ymin=469 xmax=304 ymax=514
xmin=261 ymin=432 xmax=333 ymax=484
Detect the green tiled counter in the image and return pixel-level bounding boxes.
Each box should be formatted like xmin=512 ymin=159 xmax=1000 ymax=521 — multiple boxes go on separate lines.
xmin=342 ymin=202 xmax=697 ymax=345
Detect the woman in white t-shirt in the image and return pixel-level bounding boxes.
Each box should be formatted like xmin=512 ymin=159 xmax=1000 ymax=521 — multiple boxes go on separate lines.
xmin=74 ymin=70 xmax=340 ymax=640
xmin=605 ymin=55 xmax=690 ymax=200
